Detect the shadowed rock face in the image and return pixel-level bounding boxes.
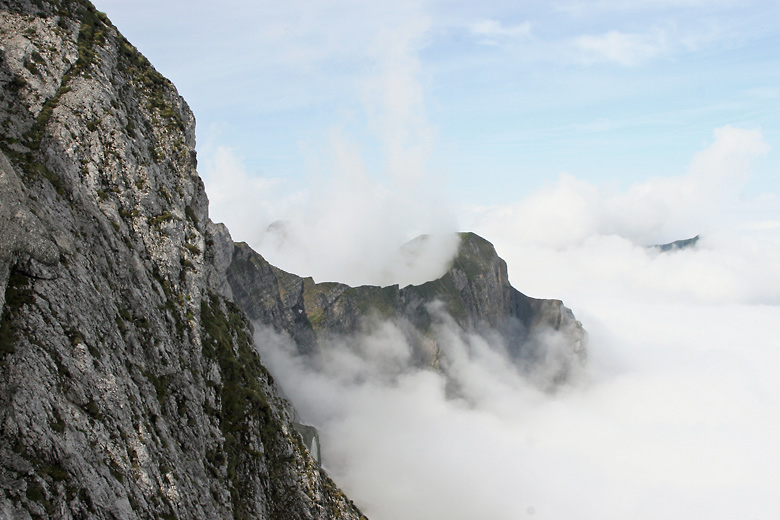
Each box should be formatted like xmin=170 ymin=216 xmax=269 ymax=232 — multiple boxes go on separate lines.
xmin=227 ymin=232 xmax=586 ymax=382
xmin=0 ymin=1 xmax=365 ymax=518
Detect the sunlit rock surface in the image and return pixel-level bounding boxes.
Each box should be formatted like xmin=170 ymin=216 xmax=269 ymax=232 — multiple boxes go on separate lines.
xmin=0 ymin=1 xmax=365 ymax=518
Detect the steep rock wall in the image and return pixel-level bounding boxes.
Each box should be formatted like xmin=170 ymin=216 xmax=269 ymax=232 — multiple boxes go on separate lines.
xmin=227 ymin=233 xmax=586 ymax=381
xmin=0 ymin=1 xmax=366 ymax=518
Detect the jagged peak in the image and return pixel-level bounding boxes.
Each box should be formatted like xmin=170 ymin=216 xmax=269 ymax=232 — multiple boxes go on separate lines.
xmin=227 ymin=231 xmax=586 ymax=383
xmin=449 ymin=231 xmax=505 ymax=277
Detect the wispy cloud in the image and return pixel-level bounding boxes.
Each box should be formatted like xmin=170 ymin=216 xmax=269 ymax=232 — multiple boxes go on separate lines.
xmin=469 ymin=19 xmax=532 ymax=45
xmin=574 ymin=28 xmax=670 ymax=65
xmin=554 ymin=0 xmax=734 ymax=15
xmin=468 ymin=125 xmax=775 ymax=303
xmin=201 ymin=2 xmax=458 ymax=287
xmin=362 ymin=12 xmax=434 ymax=188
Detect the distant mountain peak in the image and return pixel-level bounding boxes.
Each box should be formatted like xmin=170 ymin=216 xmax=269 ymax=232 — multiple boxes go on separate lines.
xmin=653 ymin=235 xmax=700 ymax=252
xmin=228 ymin=231 xmax=586 ymax=387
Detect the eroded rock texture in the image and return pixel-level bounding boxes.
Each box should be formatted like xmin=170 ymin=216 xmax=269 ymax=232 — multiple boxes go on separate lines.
xmin=0 ymin=1 xmax=365 ymax=518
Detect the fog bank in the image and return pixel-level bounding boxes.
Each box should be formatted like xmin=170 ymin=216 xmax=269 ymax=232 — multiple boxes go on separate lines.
xmin=246 ymin=126 xmax=780 ymax=519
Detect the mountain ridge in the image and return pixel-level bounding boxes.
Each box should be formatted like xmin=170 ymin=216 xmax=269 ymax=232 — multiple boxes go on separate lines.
xmin=227 ymin=231 xmax=585 ymax=384
xmin=0 ymin=1 xmax=584 ymax=518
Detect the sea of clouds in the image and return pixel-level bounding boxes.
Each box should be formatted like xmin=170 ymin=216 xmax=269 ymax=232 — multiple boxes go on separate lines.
xmin=204 ymin=125 xmax=780 ymax=520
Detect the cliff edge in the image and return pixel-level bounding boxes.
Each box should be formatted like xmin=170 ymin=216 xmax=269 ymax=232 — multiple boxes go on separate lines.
xmin=0 ymin=1 xmax=365 ymax=518
xmin=227 ymin=232 xmax=586 ymax=384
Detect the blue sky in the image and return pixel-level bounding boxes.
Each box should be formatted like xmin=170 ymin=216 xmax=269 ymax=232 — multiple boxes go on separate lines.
xmin=93 ymin=0 xmax=780 ymax=208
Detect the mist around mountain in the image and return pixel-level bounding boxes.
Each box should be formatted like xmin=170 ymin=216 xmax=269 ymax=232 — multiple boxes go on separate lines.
xmin=653 ymin=235 xmax=700 ymax=252
xmin=0 ymin=1 xmax=585 ymax=518
xmin=4 ymin=1 xmax=780 ymax=519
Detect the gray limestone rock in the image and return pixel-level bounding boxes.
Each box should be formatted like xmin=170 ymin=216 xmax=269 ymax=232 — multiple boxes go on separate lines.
xmin=227 ymin=232 xmax=586 ymax=386
xmin=0 ymin=2 xmax=365 ymax=518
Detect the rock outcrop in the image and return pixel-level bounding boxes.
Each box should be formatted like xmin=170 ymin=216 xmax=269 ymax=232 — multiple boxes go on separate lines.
xmin=227 ymin=232 xmax=586 ymax=382
xmin=0 ymin=1 xmax=364 ymax=518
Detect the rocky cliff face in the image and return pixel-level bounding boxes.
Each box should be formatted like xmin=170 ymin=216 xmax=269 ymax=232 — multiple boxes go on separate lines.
xmin=227 ymin=232 xmax=586 ymax=384
xmin=0 ymin=0 xmax=586 ymax=518
xmin=0 ymin=1 xmax=365 ymax=518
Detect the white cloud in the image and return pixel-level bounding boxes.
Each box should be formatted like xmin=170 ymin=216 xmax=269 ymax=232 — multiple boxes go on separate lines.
xmin=200 ymin=105 xmax=458 ymax=289
xmin=247 ymin=128 xmax=780 ymax=519
xmin=575 ymin=28 xmax=669 ymax=65
xmin=467 ymin=126 xmax=780 ymax=306
xmin=197 ymin=2 xmax=459 ymax=288
xmin=746 ymin=219 xmax=780 ymax=230
xmin=471 ymin=19 xmax=532 ymax=37
xmin=470 ymin=125 xmax=769 ymax=248
xmin=254 ymin=290 xmax=780 ymax=520
xmin=252 ymin=129 xmax=459 ymax=286
xmin=199 ymin=146 xmax=295 ymax=245
xmin=553 ymin=0 xmax=737 ymax=16
xmin=361 ymin=12 xmax=434 ymax=188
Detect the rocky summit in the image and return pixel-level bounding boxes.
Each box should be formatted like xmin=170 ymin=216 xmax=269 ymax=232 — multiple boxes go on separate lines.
xmin=227 ymin=233 xmax=585 ymax=383
xmin=0 ymin=0 xmax=584 ymax=519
